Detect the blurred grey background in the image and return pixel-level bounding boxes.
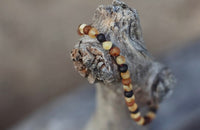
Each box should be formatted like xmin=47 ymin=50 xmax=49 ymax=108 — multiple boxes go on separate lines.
xmin=0 ymin=0 xmax=200 ymax=129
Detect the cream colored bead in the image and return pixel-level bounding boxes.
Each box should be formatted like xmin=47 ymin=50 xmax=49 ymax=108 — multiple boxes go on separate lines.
xmin=88 ymin=28 xmax=99 ymax=38
xmin=121 ymin=70 xmax=130 ymax=79
xmin=79 ymin=24 xmax=87 ymax=35
xmin=147 ymin=111 xmax=156 ymax=119
xmin=123 ymin=84 xmax=133 ymax=91
xmin=103 ymin=41 xmax=113 ymax=50
xmin=128 ymin=103 xmax=138 ymax=112
xmin=130 ymin=112 xmax=141 ymax=119
xmin=116 ymin=56 xmax=126 ymax=65
xmin=137 ymin=117 xmax=145 ymax=125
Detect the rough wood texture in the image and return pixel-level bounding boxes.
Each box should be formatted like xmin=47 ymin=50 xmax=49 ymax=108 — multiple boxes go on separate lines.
xmin=71 ymin=0 xmax=175 ymax=130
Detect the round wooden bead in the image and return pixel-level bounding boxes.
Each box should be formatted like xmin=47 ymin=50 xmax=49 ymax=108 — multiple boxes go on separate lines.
xmin=97 ymin=33 xmax=106 ymax=42
xmin=128 ymin=103 xmax=138 ymax=112
xmin=88 ymin=27 xmax=99 ymax=38
xmin=143 ymin=116 xmax=152 ymax=125
xmin=125 ymin=95 xmax=135 ymax=102
xmin=134 ymin=116 xmax=142 ymax=122
xmin=78 ymin=24 xmax=87 ymax=35
xmin=77 ymin=28 xmax=83 ymax=35
xmin=131 ymin=108 xmax=139 ymax=114
xmin=123 ymin=84 xmax=133 ymax=91
xmin=103 ymin=41 xmax=113 ymax=50
xmin=122 ymin=78 xmax=131 ymax=85
xmin=126 ymin=99 xmax=135 ymax=107
xmin=119 ymin=64 xmax=128 ymax=73
xmin=83 ymin=25 xmax=92 ymax=35
xmin=121 ymin=70 xmax=130 ymax=79
xmin=124 ymin=90 xmax=133 ymax=98
xmin=131 ymin=112 xmax=141 ymax=119
xmin=137 ymin=117 xmax=145 ymax=125
xmin=147 ymin=112 xmax=156 ymax=119
xmin=116 ymin=56 xmax=126 ymax=65
xmin=109 ymin=47 xmax=120 ymax=56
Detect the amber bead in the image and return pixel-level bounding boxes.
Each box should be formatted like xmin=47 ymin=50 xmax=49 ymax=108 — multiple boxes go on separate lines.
xmin=88 ymin=27 xmax=99 ymax=38
xmin=109 ymin=47 xmax=120 ymax=56
xmin=121 ymin=70 xmax=130 ymax=79
xmin=116 ymin=55 xmax=126 ymax=65
xmin=83 ymin=25 xmax=92 ymax=35
xmin=122 ymin=78 xmax=131 ymax=85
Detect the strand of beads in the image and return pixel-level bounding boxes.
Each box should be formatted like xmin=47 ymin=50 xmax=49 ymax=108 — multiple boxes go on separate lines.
xmin=77 ymin=24 xmax=157 ymax=126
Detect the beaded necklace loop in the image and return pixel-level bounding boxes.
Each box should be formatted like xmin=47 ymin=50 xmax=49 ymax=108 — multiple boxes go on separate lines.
xmin=77 ymin=24 xmax=157 ymax=126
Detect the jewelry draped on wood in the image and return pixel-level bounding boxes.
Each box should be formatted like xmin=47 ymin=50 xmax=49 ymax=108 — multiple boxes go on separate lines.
xmin=77 ymin=24 xmax=158 ymax=126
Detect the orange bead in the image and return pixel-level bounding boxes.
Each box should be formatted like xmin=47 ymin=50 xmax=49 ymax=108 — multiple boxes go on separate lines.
xmin=88 ymin=27 xmax=99 ymax=38
xmin=122 ymin=78 xmax=131 ymax=85
xmin=109 ymin=47 xmax=120 ymax=56
xmin=83 ymin=25 xmax=92 ymax=35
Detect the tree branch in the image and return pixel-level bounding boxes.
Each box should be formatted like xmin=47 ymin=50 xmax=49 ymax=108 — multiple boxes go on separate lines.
xmin=71 ymin=0 xmax=175 ymax=129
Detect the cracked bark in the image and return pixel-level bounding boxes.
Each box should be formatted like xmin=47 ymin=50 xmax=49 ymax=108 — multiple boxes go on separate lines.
xmin=71 ymin=0 xmax=175 ymax=130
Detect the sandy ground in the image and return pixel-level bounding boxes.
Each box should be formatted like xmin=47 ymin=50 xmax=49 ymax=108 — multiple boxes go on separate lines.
xmin=0 ymin=0 xmax=200 ymax=129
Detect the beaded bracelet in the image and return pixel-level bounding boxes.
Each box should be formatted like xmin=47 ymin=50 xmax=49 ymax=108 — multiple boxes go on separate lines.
xmin=77 ymin=24 xmax=158 ymax=126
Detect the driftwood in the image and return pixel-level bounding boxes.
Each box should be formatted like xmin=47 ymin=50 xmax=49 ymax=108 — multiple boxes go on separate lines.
xmin=11 ymin=41 xmax=200 ymax=130
xmin=71 ymin=0 xmax=175 ymax=130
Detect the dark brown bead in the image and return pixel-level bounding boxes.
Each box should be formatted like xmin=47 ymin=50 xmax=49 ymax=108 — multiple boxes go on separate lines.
xmin=124 ymin=90 xmax=133 ymax=98
xmin=143 ymin=116 xmax=152 ymax=125
xmin=149 ymin=107 xmax=158 ymax=113
xmin=83 ymin=25 xmax=92 ymax=35
xmin=122 ymin=78 xmax=131 ymax=85
xmin=97 ymin=33 xmax=106 ymax=42
xmin=109 ymin=47 xmax=120 ymax=56
xmin=119 ymin=64 xmax=128 ymax=73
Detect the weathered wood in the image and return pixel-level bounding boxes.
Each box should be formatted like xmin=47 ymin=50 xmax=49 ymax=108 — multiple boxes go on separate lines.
xmin=71 ymin=0 xmax=175 ymax=130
